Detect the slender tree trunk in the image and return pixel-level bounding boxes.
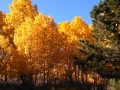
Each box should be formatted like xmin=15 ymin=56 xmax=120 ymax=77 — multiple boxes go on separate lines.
xmin=5 ymin=74 xmax=7 ymax=83
xmin=43 ymin=60 xmax=45 ymax=86
xmin=29 ymin=74 xmax=33 ymax=85
xmin=78 ymin=66 xmax=80 ymax=83
xmin=5 ymin=62 xmax=7 ymax=84
xmin=47 ymin=67 xmax=49 ymax=85
xmin=35 ymin=73 xmax=37 ymax=85
xmin=81 ymin=70 xmax=84 ymax=83
xmin=74 ymin=65 xmax=77 ymax=83
xmin=20 ymin=74 xmax=26 ymax=84
xmin=86 ymin=72 xmax=87 ymax=83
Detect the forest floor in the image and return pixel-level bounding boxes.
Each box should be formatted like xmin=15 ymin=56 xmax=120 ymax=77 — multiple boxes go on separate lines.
xmin=0 ymin=82 xmax=107 ymax=90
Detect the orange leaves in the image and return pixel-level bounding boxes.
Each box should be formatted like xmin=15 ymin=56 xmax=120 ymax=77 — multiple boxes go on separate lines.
xmin=0 ymin=11 xmax=5 ymax=29
xmin=71 ymin=16 xmax=94 ymax=41
xmin=0 ymin=35 xmax=9 ymax=48
xmin=9 ymin=0 xmax=37 ymax=17
xmin=58 ymin=21 xmax=71 ymax=33
xmin=3 ymin=0 xmax=38 ymax=34
xmin=57 ymin=17 xmax=94 ymax=78
xmin=0 ymin=0 xmax=95 ymax=79
xmin=13 ymin=12 xmax=60 ymax=75
xmin=89 ymin=24 xmax=94 ymax=31
xmin=58 ymin=16 xmax=94 ymax=43
xmin=71 ymin=16 xmax=83 ymax=29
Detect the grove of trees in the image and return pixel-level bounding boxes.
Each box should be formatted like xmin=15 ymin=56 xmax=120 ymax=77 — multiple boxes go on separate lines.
xmin=0 ymin=0 xmax=120 ymax=90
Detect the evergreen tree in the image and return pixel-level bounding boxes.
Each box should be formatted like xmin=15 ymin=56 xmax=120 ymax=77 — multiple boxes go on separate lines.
xmin=75 ymin=0 xmax=120 ymax=80
xmin=90 ymin=0 xmax=120 ymax=79
xmin=91 ymin=0 xmax=120 ymax=48
xmin=91 ymin=0 xmax=120 ymax=31
xmin=91 ymin=0 xmax=120 ymax=78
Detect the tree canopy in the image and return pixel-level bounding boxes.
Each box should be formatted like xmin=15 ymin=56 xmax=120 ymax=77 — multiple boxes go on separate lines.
xmin=0 ymin=0 xmax=94 ymax=85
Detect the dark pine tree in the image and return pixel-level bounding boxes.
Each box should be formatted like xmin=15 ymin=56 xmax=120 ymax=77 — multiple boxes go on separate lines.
xmin=74 ymin=0 xmax=120 ymax=81
xmin=90 ymin=0 xmax=120 ymax=79
xmin=91 ymin=0 xmax=120 ymax=47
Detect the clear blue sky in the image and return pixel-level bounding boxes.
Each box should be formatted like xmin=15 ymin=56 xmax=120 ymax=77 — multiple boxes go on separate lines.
xmin=0 ymin=0 xmax=100 ymax=25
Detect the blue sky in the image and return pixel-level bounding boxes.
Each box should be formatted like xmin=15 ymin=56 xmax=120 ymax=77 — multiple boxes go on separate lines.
xmin=0 ymin=0 xmax=100 ymax=25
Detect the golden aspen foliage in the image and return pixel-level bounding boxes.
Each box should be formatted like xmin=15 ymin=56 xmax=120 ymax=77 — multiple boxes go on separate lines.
xmin=0 ymin=0 xmax=95 ymax=81
xmin=89 ymin=24 xmax=94 ymax=30
xmin=0 ymin=11 xmax=5 ymax=31
xmin=0 ymin=11 xmax=8 ymax=48
xmin=0 ymin=35 xmax=9 ymax=48
xmin=14 ymin=13 xmax=61 ymax=76
xmin=71 ymin=16 xmax=94 ymax=42
xmin=57 ymin=16 xmax=94 ymax=78
xmin=0 ymin=0 xmax=39 ymax=78
xmin=0 ymin=46 xmax=18 ymax=78
xmin=58 ymin=16 xmax=94 ymax=43
xmin=14 ymin=16 xmax=39 ymax=74
xmin=3 ymin=0 xmax=38 ymax=37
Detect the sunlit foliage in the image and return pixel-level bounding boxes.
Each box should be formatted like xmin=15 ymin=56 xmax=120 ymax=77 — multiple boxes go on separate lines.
xmin=0 ymin=0 xmax=94 ymax=84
